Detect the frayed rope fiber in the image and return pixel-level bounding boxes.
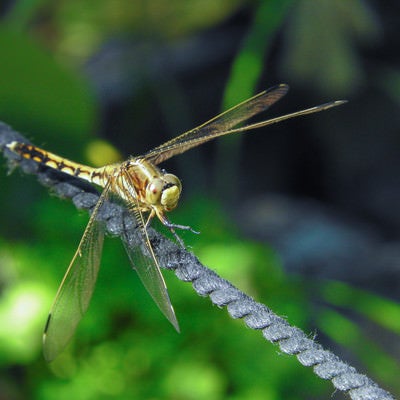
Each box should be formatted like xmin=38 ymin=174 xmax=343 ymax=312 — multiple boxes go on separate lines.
xmin=0 ymin=122 xmax=395 ymax=400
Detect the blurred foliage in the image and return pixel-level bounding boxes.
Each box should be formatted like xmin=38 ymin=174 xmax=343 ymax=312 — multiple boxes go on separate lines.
xmin=318 ymin=281 xmax=400 ymax=390
xmin=0 ymin=0 xmax=399 ymax=399
xmin=281 ymin=0 xmax=382 ymax=95
xmin=0 ymin=195 xmax=334 ymax=399
xmin=0 ymin=26 xmax=96 ymax=153
xmin=5 ymin=0 xmax=244 ymax=62
xmin=216 ymin=0 xmax=293 ymax=199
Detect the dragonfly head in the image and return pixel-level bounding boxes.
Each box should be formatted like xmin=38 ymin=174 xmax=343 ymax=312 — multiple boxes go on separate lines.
xmin=145 ymin=173 xmax=182 ymax=212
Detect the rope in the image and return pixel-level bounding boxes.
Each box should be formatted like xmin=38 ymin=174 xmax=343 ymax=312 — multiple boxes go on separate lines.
xmin=0 ymin=121 xmax=395 ymax=400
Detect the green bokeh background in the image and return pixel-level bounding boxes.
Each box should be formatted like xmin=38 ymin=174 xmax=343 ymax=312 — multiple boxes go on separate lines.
xmin=0 ymin=1 xmax=399 ymax=399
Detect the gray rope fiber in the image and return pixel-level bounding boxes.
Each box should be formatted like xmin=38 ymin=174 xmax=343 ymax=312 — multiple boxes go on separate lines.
xmin=0 ymin=122 xmax=395 ymax=400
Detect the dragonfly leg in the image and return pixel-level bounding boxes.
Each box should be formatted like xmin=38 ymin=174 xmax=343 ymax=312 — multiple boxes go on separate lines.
xmin=170 ymin=227 xmax=185 ymax=248
xmin=164 ymin=221 xmax=199 ymax=235
xmin=168 ymin=221 xmax=200 ymax=248
xmin=155 ymin=209 xmax=199 ymax=248
xmin=145 ymin=210 xmax=156 ymax=229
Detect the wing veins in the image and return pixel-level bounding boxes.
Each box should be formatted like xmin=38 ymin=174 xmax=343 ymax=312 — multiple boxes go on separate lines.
xmin=116 ymin=167 xmax=179 ymax=331
xmin=43 ymin=180 xmax=113 ymax=362
xmin=199 ymin=100 xmax=347 ymax=137
xmin=144 ymin=84 xmax=289 ymax=164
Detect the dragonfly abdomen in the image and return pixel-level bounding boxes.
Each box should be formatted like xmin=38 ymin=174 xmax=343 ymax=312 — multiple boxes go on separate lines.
xmin=7 ymin=141 xmax=101 ymax=184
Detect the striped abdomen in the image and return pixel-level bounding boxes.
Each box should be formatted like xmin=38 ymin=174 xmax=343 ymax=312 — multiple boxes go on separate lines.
xmin=6 ymin=141 xmax=107 ymax=187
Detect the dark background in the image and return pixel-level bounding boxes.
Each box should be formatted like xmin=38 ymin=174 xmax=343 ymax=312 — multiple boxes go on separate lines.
xmin=0 ymin=1 xmax=399 ymax=399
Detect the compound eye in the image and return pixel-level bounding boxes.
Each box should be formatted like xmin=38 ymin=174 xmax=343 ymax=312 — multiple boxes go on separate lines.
xmin=146 ymin=178 xmax=164 ymax=204
xmin=160 ymin=174 xmax=182 ymax=211
xmin=163 ymin=174 xmax=182 ymax=192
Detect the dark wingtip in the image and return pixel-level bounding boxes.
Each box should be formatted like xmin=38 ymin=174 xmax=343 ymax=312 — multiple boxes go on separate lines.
xmin=43 ymin=313 xmax=52 ymax=335
xmin=278 ymin=83 xmax=290 ymax=90
xmin=323 ymin=99 xmax=348 ymax=110
xmin=333 ymin=99 xmax=348 ymax=106
xmin=42 ymin=313 xmax=54 ymax=362
xmin=268 ymin=83 xmax=290 ymax=93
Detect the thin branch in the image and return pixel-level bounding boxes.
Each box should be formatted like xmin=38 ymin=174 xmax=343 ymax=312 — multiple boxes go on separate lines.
xmin=0 ymin=122 xmax=395 ymax=400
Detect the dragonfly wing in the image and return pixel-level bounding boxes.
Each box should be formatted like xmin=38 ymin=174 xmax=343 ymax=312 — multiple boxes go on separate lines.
xmin=144 ymin=84 xmax=289 ymax=164
xmin=43 ymin=181 xmax=112 ymax=362
xmin=144 ymin=84 xmax=345 ymax=165
xmin=116 ymin=170 xmax=179 ymax=332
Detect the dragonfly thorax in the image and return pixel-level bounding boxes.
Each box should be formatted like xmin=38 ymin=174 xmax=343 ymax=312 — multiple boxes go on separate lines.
xmin=145 ymin=173 xmax=181 ymax=212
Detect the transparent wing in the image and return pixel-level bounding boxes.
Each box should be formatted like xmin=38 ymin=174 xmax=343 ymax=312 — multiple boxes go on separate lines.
xmin=144 ymin=84 xmax=288 ymax=164
xmin=116 ymin=169 xmax=179 ymax=332
xmin=43 ymin=182 xmax=112 ymax=362
xmin=144 ymin=84 xmax=346 ymax=165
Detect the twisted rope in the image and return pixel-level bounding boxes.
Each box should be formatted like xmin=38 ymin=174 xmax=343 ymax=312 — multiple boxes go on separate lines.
xmin=0 ymin=122 xmax=395 ymax=400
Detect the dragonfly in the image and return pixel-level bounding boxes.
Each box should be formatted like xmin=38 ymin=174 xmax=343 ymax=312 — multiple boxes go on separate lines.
xmin=6 ymin=84 xmax=346 ymax=361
